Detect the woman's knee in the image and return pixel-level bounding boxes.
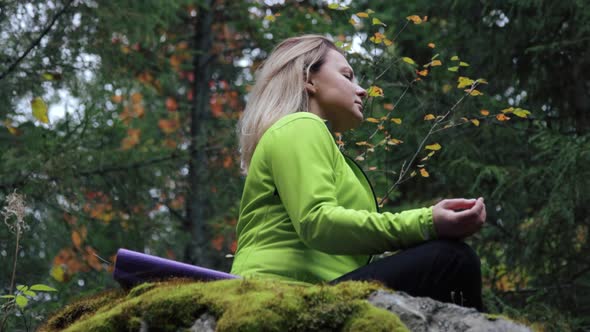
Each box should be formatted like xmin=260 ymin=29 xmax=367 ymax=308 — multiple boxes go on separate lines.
xmin=427 ymin=239 xmax=481 ymax=270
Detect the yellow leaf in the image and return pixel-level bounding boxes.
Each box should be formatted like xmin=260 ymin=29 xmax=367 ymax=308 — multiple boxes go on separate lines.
xmin=391 ymin=118 xmax=402 ymax=124
xmin=367 ymin=9 xmax=375 ymax=14
xmin=416 ymin=69 xmax=429 ymax=76
xmin=370 ymin=32 xmax=384 ymax=44
xmin=430 ymin=60 xmax=442 ymax=66
xmin=471 ymin=119 xmax=480 ymax=126
xmin=406 ymin=15 xmax=422 ymax=24
xmin=31 ymin=97 xmax=49 ymax=123
xmin=459 ymin=61 xmax=470 ymax=67
xmin=402 ymin=57 xmax=416 ymax=65
xmin=425 ymin=143 xmax=442 ymax=151
xmin=457 ymin=76 xmax=474 ymax=88
xmin=448 ymin=66 xmax=459 ymax=72
xmin=451 ymin=55 xmax=460 ymax=61
xmin=467 ymin=89 xmax=483 ymax=96
xmin=420 ymin=168 xmax=430 ymax=177
xmin=4 ymin=120 xmax=20 ymax=136
xmin=501 ymin=107 xmax=514 ymax=113
xmin=264 ymin=15 xmax=276 ymax=22
xmin=480 ymin=109 xmax=490 ymax=116
xmin=348 ymin=18 xmax=357 ymax=26
xmin=496 ymin=114 xmax=510 ymax=121
xmin=372 ymin=17 xmax=386 ymax=26
xmin=424 ymin=114 xmax=435 ymax=120
xmin=513 ymin=108 xmax=531 ymax=118
xmin=50 ymin=265 xmax=66 ymax=282
xmin=428 ymin=42 xmax=435 ymax=48
xmin=328 ymin=3 xmax=340 ymax=9
xmin=383 ymin=39 xmax=393 ymax=46
xmin=387 ymin=138 xmax=403 ymax=145
xmin=356 ymin=12 xmax=369 ymax=18
xmin=367 ymin=85 xmax=384 ymax=97
xmin=365 ymin=117 xmax=380 ymax=123
xmin=476 ymin=78 xmax=489 ymax=84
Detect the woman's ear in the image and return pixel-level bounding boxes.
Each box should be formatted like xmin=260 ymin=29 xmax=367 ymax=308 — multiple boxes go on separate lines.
xmin=305 ymin=80 xmax=317 ymax=94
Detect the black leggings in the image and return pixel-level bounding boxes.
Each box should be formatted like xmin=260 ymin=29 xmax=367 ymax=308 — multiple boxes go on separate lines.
xmin=329 ymin=239 xmax=484 ymax=311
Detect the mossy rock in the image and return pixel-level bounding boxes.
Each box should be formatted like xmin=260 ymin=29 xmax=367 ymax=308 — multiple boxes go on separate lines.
xmin=40 ymin=279 xmax=408 ymax=332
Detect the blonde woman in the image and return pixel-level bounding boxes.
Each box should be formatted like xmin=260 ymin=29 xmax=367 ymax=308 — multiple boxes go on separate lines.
xmin=231 ymin=35 xmax=486 ymax=311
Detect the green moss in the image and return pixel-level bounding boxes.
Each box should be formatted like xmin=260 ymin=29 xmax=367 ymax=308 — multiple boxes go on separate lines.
xmin=41 ymin=279 xmax=408 ymax=332
xmin=343 ymin=303 xmax=408 ymax=332
xmin=41 ymin=289 xmax=124 ymax=331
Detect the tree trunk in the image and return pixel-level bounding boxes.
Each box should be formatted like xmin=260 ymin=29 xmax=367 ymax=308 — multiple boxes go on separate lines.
xmin=185 ymin=0 xmax=214 ymax=266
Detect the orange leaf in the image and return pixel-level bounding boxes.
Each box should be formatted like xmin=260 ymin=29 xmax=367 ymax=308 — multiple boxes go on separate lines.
xmin=406 ymin=15 xmax=423 ymax=24
xmin=416 ymin=69 xmax=429 ymax=77
xmin=111 ymin=95 xmax=123 ymax=103
xmin=424 ymin=114 xmax=435 ymax=120
xmin=121 ymin=128 xmax=141 ymax=150
xmin=158 ymin=118 xmax=180 ymax=134
xmin=420 ymin=168 xmax=430 ymax=177
xmin=496 ymin=114 xmax=511 ymax=121
xmin=480 ymin=109 xmax=490 ymax=116
xmin=427 ymin=42 xmax=435 ymax=48
xmin=72 ymin=231 xmax=83 ymax=249
xmin=383 ymin=103 xmax=394 ymax=111
xmin=166 ymin=97 xmax=178 ymax=112
xmin=131 ymin=92 xmax=142 ymax=104
xmin=367 ymin=85 xmax=384 ymax=97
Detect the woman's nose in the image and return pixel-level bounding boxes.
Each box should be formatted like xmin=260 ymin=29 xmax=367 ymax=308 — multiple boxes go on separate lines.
xmin=356 ymin=86 xmax=367 ymax=98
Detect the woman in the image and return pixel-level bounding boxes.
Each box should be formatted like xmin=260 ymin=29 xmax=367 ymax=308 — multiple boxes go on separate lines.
xmin=231 ymin=35 xmax=486 ymax=311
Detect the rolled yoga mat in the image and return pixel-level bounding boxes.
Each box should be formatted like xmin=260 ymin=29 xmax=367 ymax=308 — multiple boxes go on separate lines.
xmin=113 ymin=248 xmax=239 ymax=288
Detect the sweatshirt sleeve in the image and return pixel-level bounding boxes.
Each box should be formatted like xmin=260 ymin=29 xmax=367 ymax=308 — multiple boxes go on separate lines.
xmin=266 ymin=115 xmax=436 ymax=255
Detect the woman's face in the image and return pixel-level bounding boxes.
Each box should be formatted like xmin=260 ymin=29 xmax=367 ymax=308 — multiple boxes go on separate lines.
xmin=307 ymin=49 xmax=367 ymax=132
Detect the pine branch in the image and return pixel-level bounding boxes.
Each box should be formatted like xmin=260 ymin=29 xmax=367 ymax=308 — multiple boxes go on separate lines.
xmin=0 ymin=0 xmax=75 ymax=82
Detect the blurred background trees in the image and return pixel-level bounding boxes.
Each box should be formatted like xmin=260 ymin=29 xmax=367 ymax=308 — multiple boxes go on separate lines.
xmin=0 ymin=0 xmax=588 ymax=330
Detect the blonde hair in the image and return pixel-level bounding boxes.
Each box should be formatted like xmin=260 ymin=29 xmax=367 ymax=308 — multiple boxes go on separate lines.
xmin=237 ymin=35 xmax=341 ymax=173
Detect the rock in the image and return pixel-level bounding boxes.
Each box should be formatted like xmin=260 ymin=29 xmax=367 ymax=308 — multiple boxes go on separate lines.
xmin=39 ymin=279 xmax=534 ymax=332
xmin=367 ymin=290 xmax=531 ymax=332
xmin=187 ymin=313 xmax=216 ymax=332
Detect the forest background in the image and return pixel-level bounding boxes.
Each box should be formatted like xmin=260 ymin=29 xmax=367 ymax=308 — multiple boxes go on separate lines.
xmin=0 ymin=0 xmax=588 ymax=330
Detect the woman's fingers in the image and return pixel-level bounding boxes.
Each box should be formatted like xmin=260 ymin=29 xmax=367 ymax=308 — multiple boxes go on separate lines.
xmin=454 ymin=198 xmax=485 ymax=224
xmin=440 ymin=198 xmax=477 ymax=210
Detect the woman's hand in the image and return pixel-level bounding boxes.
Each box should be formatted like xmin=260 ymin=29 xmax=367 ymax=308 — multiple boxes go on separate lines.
xmin=432 ymin=197 xmax=486 ymax=239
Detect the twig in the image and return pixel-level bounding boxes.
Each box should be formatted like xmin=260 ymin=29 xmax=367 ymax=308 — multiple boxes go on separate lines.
xmin=0 ymin=0 xmax=75 ymax=82
xmin=378 ymin=82 xmax=480 ymax=204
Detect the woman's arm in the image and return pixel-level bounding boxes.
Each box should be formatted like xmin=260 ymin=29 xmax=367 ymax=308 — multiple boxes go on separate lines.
xmin=265 ymin=115 xmax=436 ymax=255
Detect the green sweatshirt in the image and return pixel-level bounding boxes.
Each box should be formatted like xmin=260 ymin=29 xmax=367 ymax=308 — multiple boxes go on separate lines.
xmin=230 ymin=112 xmax=436 ymax=283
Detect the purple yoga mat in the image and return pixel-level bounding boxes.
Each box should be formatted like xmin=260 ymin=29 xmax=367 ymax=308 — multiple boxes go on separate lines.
xmin=113 ymin=248 xmax=239 ymax=288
